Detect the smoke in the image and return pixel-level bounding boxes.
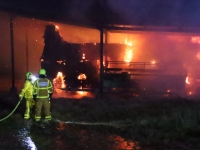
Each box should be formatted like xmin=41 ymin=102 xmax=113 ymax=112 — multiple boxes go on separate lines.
xmin=106 ymin=0 xmax=200 ymax=27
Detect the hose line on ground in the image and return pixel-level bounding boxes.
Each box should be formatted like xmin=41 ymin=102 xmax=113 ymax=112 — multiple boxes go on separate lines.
xmin=0 ymin=98 xmax=22 ymax=122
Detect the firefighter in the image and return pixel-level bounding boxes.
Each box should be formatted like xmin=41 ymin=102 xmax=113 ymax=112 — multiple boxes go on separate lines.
xmin=33 ymin=68 xmax=53 ymax=122
xmin=19 ymin=72 xmax=35 ymax=119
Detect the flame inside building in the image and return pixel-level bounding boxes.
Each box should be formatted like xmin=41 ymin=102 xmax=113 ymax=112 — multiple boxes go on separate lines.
xmin=53 ymin=72 xmax=66 ymax=89
xmin=3 ymin=11 xmax=200 ymax=97
xmin=124 ymin=38 xmax=134 ymax=63
xmin=40 ymin=24 xmax=200 ymax=97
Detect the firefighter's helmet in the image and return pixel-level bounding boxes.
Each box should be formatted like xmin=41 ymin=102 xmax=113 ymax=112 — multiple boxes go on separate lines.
xmin=39 ymin=69 xmax=46 ymax=75
xmin=26 ymin=72 xmax=32 ymax=80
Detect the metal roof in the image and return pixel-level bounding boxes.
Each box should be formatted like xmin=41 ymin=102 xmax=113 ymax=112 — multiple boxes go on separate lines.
xmin=1 ymin=0 xmax=200 ymax=32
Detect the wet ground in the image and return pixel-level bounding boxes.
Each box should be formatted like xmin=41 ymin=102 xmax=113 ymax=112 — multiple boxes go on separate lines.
xmin=0 ymin=88 xmax=141 ymax=150
xmin=1 ymin=80 xmax=199 ymax=150
xmin=0 ymin=118 xmax=140 ymax=150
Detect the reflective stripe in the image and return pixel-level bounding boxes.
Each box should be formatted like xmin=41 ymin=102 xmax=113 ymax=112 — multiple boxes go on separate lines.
xmin=38 ymin=81 xmax=48 ymax=87
xmin=45 ymin=116 xmax=52 ymax=119
xmin=45 ymin=116 xmax=52 ymax=120
xmin=24 ymin=114 xmax=30 ymax=117
xmin=35 ymin=116 xmax=41 ymax=121
xmin=24 ymin=113 xmax=30 ymax=119
xmin=37 ymin=87 xmax=48 ymax=89
xmin=24 ymin=116 xmax=30 ymax=119
xmin=33 ymin=79 xmax=53 ymax=98
xmin=37 ymin=96 xmax=49 ymax=98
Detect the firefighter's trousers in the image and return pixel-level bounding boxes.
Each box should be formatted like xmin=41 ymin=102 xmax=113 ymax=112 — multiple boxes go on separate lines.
xmin=24 ymin=98 xmax=35 ymax=119
xmin=35 ymin=98 xmax=52 ymax=121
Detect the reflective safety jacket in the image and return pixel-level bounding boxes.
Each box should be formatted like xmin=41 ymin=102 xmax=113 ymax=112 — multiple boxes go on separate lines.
xmin=33 ymin=78 xmax=53 ymax=98
xmin=19 ymin=80 xmax=33 ymax=98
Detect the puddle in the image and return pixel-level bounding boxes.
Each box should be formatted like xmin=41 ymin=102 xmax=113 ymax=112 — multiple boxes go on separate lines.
xmin=18 ymin=127 xmax=37 ymax=150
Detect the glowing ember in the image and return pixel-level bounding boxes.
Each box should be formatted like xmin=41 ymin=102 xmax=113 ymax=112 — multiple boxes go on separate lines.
xmin=151 ymin=60 xmax=156 ymax=64
xmin=55 ymin=25 xmax=59 ymax=30
xmin=82 ymin=53 xmax=85 ymax=60
xmin=57 ymin=60 xmax=63 ymax=64
xmin=124 ymin=38 xmax=134 ymax=63
xmin=188 ymin=91 xmax=192 ymax=95
xmin=53 ymin=72 xmax=66 ymax=89
xmin=167 ymin=89 xmax=171 ymax=93
xmin=186 ymin=76 xmax=190 ymax=84
xmin=78 ymin=73 xmax=87 ymax=80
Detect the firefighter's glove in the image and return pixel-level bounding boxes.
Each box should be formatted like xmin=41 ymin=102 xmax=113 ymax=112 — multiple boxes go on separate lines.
xmin=33 ymin=94 xmax=37 ymax=101
xmin=19 ymin=95 xmax=23 ymax=101
xmin=49 ymin=93 xmax=52 ymax=101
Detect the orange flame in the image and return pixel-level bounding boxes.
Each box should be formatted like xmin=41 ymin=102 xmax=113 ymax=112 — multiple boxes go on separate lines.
xmin=53 ymin=72 xmax=66 ymax=89
xmin=124 ymin=38 xmax=134 ymax=63
xmin=78 ymin=73 xmax=87 ymax=80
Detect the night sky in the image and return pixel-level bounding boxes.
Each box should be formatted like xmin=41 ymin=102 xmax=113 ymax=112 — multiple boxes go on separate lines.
xmin=1 ymin=0 xmax=200 ymax=27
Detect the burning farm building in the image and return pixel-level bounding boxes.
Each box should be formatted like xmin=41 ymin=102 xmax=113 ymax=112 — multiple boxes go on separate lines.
xmin=41 ymin=24 xmax=200 ymax=96
xmin=41 ymin=25 xmax=99 ymax=89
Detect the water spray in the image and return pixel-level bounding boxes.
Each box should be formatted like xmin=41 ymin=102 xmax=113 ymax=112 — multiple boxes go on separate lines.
xmin=31 ymin=75 xmax=38 ymax=83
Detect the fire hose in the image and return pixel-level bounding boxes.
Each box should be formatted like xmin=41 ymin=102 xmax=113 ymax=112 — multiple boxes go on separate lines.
xmin=0 ymin=98 xmax=23 ymax=122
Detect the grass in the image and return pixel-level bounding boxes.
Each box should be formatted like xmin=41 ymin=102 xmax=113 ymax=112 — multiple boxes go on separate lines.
xmin=50 ymin=94 xmax=200 ymax=149
xmin=1 ymin=91 xmax=200 ymax=149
